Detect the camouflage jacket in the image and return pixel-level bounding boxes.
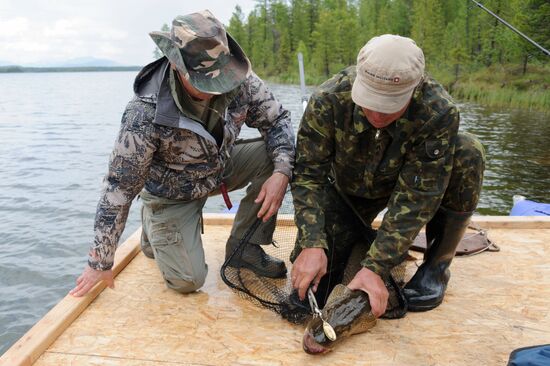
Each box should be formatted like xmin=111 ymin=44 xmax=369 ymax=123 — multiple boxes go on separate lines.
xmin=89 ymin=58 xmax=295 ymax=270
xmin=292 ymin=66 xmax=459 ymax=276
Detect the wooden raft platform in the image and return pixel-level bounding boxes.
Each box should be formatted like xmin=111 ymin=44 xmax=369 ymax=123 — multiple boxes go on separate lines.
xmin=2 ymin=216 xmax=550 ymax=366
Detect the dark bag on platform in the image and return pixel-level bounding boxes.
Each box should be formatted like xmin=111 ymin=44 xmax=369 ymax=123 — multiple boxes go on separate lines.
xmin=411 ymin=225 xmax=500 ymax=256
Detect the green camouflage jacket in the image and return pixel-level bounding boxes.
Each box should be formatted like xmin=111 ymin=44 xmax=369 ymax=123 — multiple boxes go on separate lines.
xmin=292 ymin=66 xmax=459 ymax=276
xmin=89 ymin=58 xmax=295 ymax=270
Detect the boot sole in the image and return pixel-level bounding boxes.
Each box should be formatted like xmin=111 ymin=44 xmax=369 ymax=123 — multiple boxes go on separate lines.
xmin=406 ymin=298 xmax=443 ymax=312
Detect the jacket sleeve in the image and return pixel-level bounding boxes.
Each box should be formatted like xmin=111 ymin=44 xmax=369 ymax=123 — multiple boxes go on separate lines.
xmin=361 ymin=107 xmax=460 ymax=276
xmin=88 ymin=99 xmax=158 ymax=271
xmin=291 ymin=93 xmax=335 ymax=250
xmin=241 ymin=72 xmax=295 ymax=178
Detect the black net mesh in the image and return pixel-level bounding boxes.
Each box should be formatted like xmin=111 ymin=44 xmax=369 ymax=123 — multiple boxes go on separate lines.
xmin=220 ymin=190 xmax=409 ymax=324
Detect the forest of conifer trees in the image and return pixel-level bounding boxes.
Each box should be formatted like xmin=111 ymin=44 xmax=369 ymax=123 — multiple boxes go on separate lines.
xmin=227 ymin=0 xmax=548 ymax=80
xmin=225 ymin=0 xmax=549 ymax=109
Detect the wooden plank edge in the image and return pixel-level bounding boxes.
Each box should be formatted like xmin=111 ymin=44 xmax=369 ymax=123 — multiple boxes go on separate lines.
xmin=0 ymin=229 xmax=142 ymax=366
xmin=202 ymin=213 xmax=550 ymax=229
xmin=469 ymin=215 xmax=550 ymax=229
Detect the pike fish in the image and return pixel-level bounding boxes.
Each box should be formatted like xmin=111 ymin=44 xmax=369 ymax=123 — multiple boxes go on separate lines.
xmin=302 ymin=284 xmax=376 ymax=354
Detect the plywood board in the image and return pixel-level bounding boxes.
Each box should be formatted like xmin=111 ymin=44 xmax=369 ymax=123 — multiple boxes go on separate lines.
xmin=21 ymin=224 xmax=550 ymax=366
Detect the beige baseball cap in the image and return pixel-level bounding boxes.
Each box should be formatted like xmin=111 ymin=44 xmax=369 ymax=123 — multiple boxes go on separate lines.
xmin=351 ymin=34 xmax=425 ymax=114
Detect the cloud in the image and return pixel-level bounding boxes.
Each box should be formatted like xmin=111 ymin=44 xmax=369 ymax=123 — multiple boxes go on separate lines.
xmin=0 ymin=0 xmax=258 ymax=66
xmin=43 ymin=18 xmax=127 ymax=40
xmin=0 ymin=16 xmax=31 ymax=37
xmin=0 ymin=16 xmax=128 ymax=64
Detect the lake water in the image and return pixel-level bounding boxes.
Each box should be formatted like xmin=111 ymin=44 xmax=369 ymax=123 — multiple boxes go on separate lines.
xmin=0 ymin=71 xmax=549 ymax=354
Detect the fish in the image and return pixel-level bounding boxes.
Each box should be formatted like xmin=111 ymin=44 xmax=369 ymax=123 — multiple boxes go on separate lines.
xmin=302 ymin=284 xmax=377 ymax=354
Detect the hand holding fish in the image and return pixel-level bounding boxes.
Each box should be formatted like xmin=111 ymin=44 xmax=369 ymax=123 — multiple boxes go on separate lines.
xmin=70 ymin=265 xmax=114 ymax=297
xmin=347 ymin=267 xmax=388 ymax=317
xmin=291 ymin=248 xmax=328 ymax=300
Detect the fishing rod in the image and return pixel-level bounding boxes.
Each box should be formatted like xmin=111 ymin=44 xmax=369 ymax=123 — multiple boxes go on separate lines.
xmin=297 ymin=52 xmax=308 ymax=111
xmin=469 ymin=0 xmax=550 ymax=57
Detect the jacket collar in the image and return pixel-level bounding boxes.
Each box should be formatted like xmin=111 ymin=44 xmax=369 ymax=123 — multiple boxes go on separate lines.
xmin=133 ymin=57 xmax=183 ymax=128
xmin=351 ymin=104 xmax=399 ymax=139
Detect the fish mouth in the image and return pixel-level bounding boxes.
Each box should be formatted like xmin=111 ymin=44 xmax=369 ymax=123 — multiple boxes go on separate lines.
xmin=302 ymin=329 xmax=331 ymax=354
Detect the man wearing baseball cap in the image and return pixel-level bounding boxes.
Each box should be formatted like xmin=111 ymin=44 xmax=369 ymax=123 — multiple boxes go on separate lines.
xmin=291 ymin=35 xmax=485 ymax=317
xmin=71 ymin=10 xmax=295 ymax=297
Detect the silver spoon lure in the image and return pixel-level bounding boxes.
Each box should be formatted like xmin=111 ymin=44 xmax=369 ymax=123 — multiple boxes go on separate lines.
xmin=307 ymin=287 xmax=337 ymax=341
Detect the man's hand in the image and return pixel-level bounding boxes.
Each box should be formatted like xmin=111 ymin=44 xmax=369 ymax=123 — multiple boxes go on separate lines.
xmin=291 ymin=248 xmax=328 ymax=300
xmin=69 ymin=264 xmax=114 ymax=297
xmin=255 ymin=172 xmax=289 ymax=222
xmin=347 ymin=267 xmax=389 ymax=318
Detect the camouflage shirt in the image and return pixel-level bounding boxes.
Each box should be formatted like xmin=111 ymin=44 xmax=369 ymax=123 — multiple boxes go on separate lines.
xmin=89 ymin=58 xmax=295 ymax=270
xmin=292 ymin=66 xmax=459 ymax=276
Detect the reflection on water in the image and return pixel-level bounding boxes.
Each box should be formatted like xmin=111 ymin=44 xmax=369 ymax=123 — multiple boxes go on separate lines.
xmin=0 ymin=71 xmax=549 ymax=354
xmin=459 ymin=104 xmax=550 ymax=215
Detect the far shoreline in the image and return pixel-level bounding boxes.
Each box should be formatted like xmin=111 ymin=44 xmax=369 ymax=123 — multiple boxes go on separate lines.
xmin=0 ymin=65 xmax=142 ymax=73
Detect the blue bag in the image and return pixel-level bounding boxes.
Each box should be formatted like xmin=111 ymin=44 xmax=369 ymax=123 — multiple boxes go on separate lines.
xmin=508 ymin=344 xmax=550 ymax=366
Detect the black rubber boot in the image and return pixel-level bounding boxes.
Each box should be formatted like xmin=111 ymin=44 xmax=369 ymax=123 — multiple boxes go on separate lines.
xmin=403 ymin=206 xmax=472 ymax=311
xmin=225 ymin=236 xmax=287 ymax=278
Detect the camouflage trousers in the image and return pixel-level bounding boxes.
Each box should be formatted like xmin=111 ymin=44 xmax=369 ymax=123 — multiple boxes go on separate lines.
xmin=140 ymin=138 xmax=275 ymax=294
xmin=290 ymin=132 xmax=485 ymax=304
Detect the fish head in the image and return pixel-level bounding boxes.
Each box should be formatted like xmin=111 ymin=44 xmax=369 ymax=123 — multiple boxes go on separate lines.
xmin=302 ymin=315 xmax=334 ymax=354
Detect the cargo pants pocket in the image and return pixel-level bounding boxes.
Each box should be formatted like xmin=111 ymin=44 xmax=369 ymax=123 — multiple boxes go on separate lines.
xmin=142 ymin=200 xmax=208 ymax=294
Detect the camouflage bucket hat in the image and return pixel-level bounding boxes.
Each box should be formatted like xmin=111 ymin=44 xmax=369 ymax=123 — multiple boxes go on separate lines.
xmin=150 ymin=10 xmax=251 ymax=95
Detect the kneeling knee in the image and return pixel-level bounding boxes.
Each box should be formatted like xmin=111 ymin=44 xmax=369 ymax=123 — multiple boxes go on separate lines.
xmin=164 ymin=274 xmax=206 ymax=294
xmin=456 ymin=133 xmax=486 ymax=168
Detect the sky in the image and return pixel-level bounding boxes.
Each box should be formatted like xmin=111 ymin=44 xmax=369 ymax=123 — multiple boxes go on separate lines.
xmin=0 ymin=0 xmax=257 ymax=66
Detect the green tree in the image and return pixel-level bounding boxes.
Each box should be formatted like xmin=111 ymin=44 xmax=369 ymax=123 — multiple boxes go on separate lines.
xmin=443 ymin=0 xmax=468 ymax=81
xmin=411 ymin=0 xmax=445 ymax=65
xmin=523 ymin=0 xmax=550 ymax=67
xmin=358 ymin=0 xmax=388 ymax=40
xmin=246 ymin=7 xmax=269 ymax=73
xmin=311 ymin=10 xmax=335 ymax=78
xmin=336 ymin=1 xmax=361 ymax=67
xmin=290 ymin=0 xmax=311 ymax=51
xmin=377 ymin=0 xmax=411 ymax=36
xmin=271 ymin=1 xmax=292 ymax=74
xmin=472 ymin=0 xmax=511 ymax=66
xmin=227 ymin=6 xmax=248 ymax=53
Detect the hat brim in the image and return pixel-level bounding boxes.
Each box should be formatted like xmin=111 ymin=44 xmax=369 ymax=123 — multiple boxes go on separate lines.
xmin=149 ymin=31 xmax=250 ymax=95
xmin=351 ymin=76 xmax=415 ymax=114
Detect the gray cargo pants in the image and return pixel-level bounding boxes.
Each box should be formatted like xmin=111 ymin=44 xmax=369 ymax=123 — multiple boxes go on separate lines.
xmin=140 ymin=138 xmax=276 ymax=294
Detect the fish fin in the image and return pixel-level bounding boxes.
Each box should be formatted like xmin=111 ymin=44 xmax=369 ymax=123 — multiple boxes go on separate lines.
xmin=350 ymin=317 xmax=377 ymax=336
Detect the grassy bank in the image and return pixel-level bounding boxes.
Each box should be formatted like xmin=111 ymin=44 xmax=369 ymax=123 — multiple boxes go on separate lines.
xmin=438 ymin=64 xmax=550 ymax=112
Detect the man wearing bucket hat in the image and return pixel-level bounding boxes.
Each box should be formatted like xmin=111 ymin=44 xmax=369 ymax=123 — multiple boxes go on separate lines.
xmin=290 ymin=35 xmax=485 ymax=316
xmin=70 ymin=10 xmax=295 ymax=297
